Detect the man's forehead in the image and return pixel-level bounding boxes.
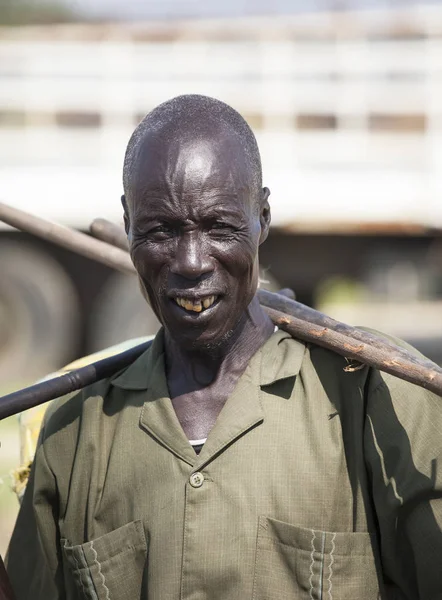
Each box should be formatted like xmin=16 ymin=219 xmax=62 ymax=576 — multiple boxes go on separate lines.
xmin=123 ymin=95 xmax=262 ymax=209
xmin=129 ymin=146 xmax=254 ymax=219
xmin=137 ymin=125 xmax=243 ymax=162
xmin=132 ymin=196 xmax=247 ymax=224
xmin=132 ymin=129 xmax=251 ymax=191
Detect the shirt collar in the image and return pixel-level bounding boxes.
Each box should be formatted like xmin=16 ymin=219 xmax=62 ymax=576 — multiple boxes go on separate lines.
xmin=110 ymin=327 xmax=306 ymax=391
xmin=258 ymin=328 xmax=306 ymax=386
xmin=110 ymin=330 xmax=165 ymax=390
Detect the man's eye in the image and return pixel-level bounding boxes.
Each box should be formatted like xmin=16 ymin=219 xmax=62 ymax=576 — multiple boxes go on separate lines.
xmin=148 ymin=225 xmax=174 ymax=238
xmin=211 ymin=222 xmax=233 ymax=231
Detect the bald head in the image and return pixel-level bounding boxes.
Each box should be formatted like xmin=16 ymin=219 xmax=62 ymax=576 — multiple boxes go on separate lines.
xmin=121 ymin=95 xmax=272 ymax=349
xmin=122 ymin=94 xmax=263 ymax=203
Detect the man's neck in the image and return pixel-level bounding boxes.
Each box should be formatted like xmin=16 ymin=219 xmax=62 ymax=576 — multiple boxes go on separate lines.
xmin=164 ymin=295 xmax=274 ymax=395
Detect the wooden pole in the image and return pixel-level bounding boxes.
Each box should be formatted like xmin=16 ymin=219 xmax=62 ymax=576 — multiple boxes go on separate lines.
xmin=257 ymin=289 xmax=438 ymax=372
xmin=0 ymin=202 xmax=441 ymax=417
xmin=90 ymin=218 xmax=129 ymax=252
xmin=0 ymin=202 xmax=134 ymax=274
xmin=1 ymin=298 xmax=442 ymax=421
xmin=266 ymin=307 xmax=442 ymax=395
xmin=89 ymin=218 xmax=440 ymax=377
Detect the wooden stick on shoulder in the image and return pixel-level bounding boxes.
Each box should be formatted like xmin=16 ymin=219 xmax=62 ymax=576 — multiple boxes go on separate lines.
xmin=90 ymin=217 xmax=442 ymax=386
xmin=266 ymin=306 xmax=442 ymax=395
xmin=0 ymin=202 xmax=441 ymax=420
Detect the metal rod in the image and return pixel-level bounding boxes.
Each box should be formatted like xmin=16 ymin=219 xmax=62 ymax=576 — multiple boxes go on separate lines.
xmin=0 ymin=341 xmax=152 ymax=421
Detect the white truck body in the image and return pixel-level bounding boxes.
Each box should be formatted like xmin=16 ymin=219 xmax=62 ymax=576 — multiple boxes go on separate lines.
xmin=1 ymin=6 xmax=442 ymax=385
xmin=1 ymin=6 xmax=442 ymax=232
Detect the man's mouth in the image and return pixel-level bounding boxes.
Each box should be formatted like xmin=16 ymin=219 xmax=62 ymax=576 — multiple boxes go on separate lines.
xmin=173 ymin=295 xmax=218 ymax=313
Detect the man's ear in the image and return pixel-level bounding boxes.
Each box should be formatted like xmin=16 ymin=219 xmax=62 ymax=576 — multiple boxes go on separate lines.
xmin=259 ymin=187 xmax=271 ymax=245
xmin=121 ymin=194 xmax=130 ymax=236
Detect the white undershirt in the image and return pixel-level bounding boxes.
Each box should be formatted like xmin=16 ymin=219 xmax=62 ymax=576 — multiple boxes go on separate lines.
xmin=189 ymin=438 xmax=207 ymax=446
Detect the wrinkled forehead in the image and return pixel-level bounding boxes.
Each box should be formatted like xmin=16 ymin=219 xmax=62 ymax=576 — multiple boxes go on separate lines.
xmin=127 ymin=127 xmax=255 ymax=204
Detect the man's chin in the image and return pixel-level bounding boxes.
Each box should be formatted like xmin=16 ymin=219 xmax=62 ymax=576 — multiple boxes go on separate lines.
xmin=160 ymin=295 xmax=247 ymax=351
xmin=165 ymin=325 xmax=235 ymax=353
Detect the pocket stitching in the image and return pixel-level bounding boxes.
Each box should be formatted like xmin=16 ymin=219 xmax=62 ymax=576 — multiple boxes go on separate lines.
xmin=78 ymin=541 xmax=99 ymax=600
xmin=258 ymin=537 xmax=374 ymax=558
xmin=90 ymin=540 xmax=111 ymax=600
xmin=64 ymin=539 xmax=89 ymax=599
xmin=61 ymin=522 xmax=147 ymax=600
xmin=308 ymin=529 xmax=316 ymax=600
xmin=63 ymin=521 xmax=147 ymax=563
xmin=254 ymin=517 xmax=380 ymax=600
xmin=91 ymin=520 xmax=146 ymax=562
xmin=259 ymin=517 xmax=376 ymax=556
xmin=326 ymin=532 xmax=336 ymax=600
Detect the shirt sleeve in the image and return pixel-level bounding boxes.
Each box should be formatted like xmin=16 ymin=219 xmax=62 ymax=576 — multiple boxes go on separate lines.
xmin=6 ymin=429 xmax=64 ymax=600
xmin=364 ymin=375 xmax=442 ymax=599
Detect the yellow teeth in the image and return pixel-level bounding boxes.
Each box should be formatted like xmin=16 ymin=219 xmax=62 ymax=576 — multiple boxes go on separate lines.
xmin=203 ymin=296 xmax=215 ymax=309
xmin=175 ymin=295 xmax=216 ymax=312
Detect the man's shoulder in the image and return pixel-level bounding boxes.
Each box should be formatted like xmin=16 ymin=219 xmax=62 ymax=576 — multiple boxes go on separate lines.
xmin=42 ymin=380 xmax=107 ymax=438
xmin=305 ymin=325 xmax=431 ymax=397
xmin=355 ymin=326 xmax=434 ymax=396
xmin=41 ymin=335 xmax=155 ymax=438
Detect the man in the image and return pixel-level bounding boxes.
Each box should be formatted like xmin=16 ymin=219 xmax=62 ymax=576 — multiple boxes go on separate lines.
xmin=6 ymin=94 xmax=442 ymax=599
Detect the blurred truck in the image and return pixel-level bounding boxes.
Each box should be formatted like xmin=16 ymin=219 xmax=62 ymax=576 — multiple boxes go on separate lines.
xmin=1 ymin=5 xmax=442 ymax=385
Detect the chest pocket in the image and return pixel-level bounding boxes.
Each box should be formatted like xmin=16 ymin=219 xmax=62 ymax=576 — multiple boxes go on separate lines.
xmin=61 ymin=520 xmax=147 ymax=600
xmin=253 ymin=516 xmax=380 ymax=600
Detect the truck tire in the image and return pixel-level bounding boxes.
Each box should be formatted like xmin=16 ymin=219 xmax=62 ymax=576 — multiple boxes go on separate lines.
xmin=89 ymin=272 xmax=160 ymax=352
xmin=0 ymin=241 xmax=80 ymax=388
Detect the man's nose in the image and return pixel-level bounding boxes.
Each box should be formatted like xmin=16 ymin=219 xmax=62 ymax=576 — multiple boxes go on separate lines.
xmin=170 ymin=232 xmax=214 ymax=280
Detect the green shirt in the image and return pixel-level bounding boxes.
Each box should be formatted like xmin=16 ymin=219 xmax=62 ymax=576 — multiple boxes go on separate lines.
xmin=6 ymin=329 xmax=442 ymax=599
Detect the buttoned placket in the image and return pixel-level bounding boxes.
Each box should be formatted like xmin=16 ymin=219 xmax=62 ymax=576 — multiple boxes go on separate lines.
xmin=137 ymin=347 xmax=266 ymax=599
xmin=111 ymin=328 xmax=306 ymax=599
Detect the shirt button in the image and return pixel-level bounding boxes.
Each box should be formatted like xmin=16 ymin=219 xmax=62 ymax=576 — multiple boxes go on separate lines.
xmin=189 ymin=472 xmax=204 ymax=488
